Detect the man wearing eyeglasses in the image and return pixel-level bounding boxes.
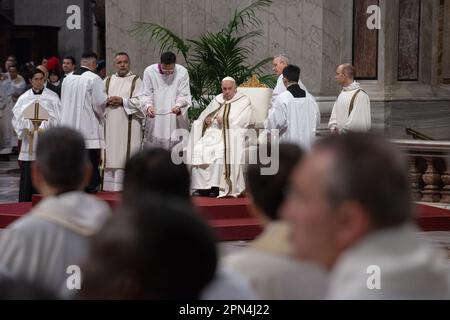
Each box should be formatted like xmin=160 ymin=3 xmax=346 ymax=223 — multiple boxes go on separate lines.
xmin=141 ymin=52 xmax=192 ymax=150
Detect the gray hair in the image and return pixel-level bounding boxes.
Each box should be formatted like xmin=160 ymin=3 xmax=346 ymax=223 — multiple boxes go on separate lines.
xmin=273 ymin=54 xmax=289 ymax=64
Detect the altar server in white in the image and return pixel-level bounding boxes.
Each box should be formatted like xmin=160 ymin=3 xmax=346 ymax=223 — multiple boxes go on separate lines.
xmin=328 ymin=64 xmax=371 ymax=134
xmin=141 ymin=51 xmax=191 ymax=150
xmin=103 ymin=52 xmax=144 ymax=191
xmin=271 ymin=54 xmax=312 ymax=108
xmin=265 ymin=65 xmax=320 ymax=150
xmin=12 ymin=68 xmax=60 ymax=202
xmin=60 ymin=52 xmax=107 ymax=193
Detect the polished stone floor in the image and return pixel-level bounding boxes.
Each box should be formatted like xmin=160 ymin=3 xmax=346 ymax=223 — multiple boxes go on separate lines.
xmin=0 ymin=155 xmax=20 ymax=204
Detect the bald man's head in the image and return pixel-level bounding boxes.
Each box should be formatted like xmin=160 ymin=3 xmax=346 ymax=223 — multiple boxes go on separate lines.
xmin=335 ymin=63 xmax=355 ymax=86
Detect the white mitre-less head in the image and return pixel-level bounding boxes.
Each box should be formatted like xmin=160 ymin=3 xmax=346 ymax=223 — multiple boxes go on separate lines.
xmin=222 ymin=76 xmax=236 ymax=84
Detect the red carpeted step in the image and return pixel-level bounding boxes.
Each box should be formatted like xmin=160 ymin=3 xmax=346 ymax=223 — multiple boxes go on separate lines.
xmin=415 ymin=204 xmax=450 ymax=231
xmin=193 ymin=197 xmax=252 ymax=220
xmin=0 ymin=202 xmax=32 ymax=228
xmin=208 ymin=218 xmax=263 ymax=241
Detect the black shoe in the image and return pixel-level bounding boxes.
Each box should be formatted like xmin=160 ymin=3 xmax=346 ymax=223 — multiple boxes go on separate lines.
xmin=86 ymin=185 xmax=100 ymax=194
xmin=209 ymin=187 xmax=219 ymax=198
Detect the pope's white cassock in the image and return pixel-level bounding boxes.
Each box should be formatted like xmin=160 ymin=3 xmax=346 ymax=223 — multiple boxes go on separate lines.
xmin=265 ymin=85 xmax=321 ymax=150
xmin=141 ymin=64 xmax=191 ymax=149
xmin=271 ymin=74 xmax=313 ymax=108
xmin=326 ymin=224 xmax=450 ymax=299
xmin=0 ymin=74 xmax=26 ymax=154
xmin=60 ymin=70 xmax=107 ymax=149
xmin=12 ymin=87 xmax=60 ymax=161
xmin=328 ymin=81 xmax=371 ymax=134
xmin=188 ymin=91 xmax=253 ymax=198
xmin=103 ymin=72 xmax=144 ymax=191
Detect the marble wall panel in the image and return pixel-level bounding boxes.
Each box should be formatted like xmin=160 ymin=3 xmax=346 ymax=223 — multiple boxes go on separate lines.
xmin=398 ymin=0 xmax=421 ymax=81
xmin=353 ymin=0 xmax=379 ymax=79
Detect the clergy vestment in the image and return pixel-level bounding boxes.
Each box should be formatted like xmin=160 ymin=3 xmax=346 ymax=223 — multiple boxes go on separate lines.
xmin=2 ymin=74 xmax=27 ymax=153
xmin=12 ymin=87 xmax=60 ymax=202
xmin=224 ymin=221 xmax=328 ymax=300
xmin=0 ymin=191 xmax=111 ymax=298
xmin=270 ymin=74 xmax=313 ymax=108
xmin=326 ymin=224 xmax=450 ymax=299
xmin=103 ymin=72 xmax=144 ymax=191
xmin=265 ymin=84 xmax=321 ymax=150
xmin=60 ymin=67 xmax=107 ymax=192
xmin=328 ymin=81 xmax=371 ymax=134
xmin=189 ymin=92 xmax=253 ymax=198
xmin=0 ymin=74 xmax=13 ymax=152
xmin=141 ymin=64 xmax=191 ymax=149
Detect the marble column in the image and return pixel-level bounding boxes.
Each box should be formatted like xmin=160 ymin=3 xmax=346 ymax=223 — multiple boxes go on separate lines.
xmin=398 ymin=0 xmax=421 ymax=81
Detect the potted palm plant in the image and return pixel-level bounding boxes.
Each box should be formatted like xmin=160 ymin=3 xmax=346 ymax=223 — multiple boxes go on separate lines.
xmin=129 ymin=0 xmax=276 ymax=121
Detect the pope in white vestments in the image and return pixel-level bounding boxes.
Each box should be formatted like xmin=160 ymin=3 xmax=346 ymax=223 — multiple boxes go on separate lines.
xmin=141 ymin=52 xmax=191 ymax=150
xmin=265 ymin=65 xmax=321 ymax=150
xmin=189 ymin=77 xmax=253 ymax=198
xmin=103 ymin=53 xmax=144 ymax=191
xmin=328 ymin=64 xmax=371 ymax=134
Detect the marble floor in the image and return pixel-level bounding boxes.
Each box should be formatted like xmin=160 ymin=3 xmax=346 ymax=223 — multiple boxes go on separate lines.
xmin=0 ymin=155 xmax=20 ymax=204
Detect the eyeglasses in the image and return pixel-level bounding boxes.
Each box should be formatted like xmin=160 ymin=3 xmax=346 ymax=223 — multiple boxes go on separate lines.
xmin=161 ymin=68 xmax=175 ymax=74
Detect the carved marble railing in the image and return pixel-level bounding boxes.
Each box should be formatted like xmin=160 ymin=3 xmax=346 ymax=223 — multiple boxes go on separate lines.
xmin=393 ymin=140 xmax=450 ymax=204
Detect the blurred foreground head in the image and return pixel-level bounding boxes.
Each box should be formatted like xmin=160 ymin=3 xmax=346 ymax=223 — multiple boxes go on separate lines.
xmin=80 ymin=194 xmax=218 ymax=299
xmin=282 ymin=133 xmax=411 ymax=269
xmin=123 ymin=148 xmax=190 ymax=203
xmin=247 ymin=143 xmax=304 ymax=221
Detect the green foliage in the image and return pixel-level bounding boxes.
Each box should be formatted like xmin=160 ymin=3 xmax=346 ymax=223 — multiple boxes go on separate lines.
xmin=129 ymin=0 xmax=276 ymax=121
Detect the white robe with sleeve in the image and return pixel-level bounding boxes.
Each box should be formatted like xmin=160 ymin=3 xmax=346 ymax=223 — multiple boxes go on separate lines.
xmin=328 ymin=81 xmax=371 ymax=134
xmin=188 ymin=92 xmax=253 ymax=198
xmin=327 ymin=224 xmax=450 ymax=300
xmin=265 ymin=90 xmax=321 ymax=150
xmin=103 ymin=72 xmax=145 ymax=191
xmin=60 ymin=70 xmax=107 ymax=149
xmin=224 ymin=221 xmax=328 ymax=300
xmin=0 ymin=75 xmax=26 ymax=154
xmin=270 ymin=74 xmax=312 ymax=108
xmin=0 ymin=191 xmax=111 ymax=298
xmin=0 ymin=74 xmax=13 ymax=152
xmin=141 ymin=64 xmax=191 ymax=149
xmin=12 ymin=88 xmax=61 ymax=161
xmin=7 ymin=75 xmax=27 ymax=150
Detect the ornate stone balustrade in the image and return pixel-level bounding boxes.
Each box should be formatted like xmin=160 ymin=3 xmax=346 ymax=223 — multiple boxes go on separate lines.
xmin=393 ymin=140 xmax=450 ymax=204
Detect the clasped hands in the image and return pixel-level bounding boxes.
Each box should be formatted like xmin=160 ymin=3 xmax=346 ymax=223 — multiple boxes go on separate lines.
xmin=204 ymin=115 xmax=223 ymax=127
xmin=107 ymin=96 xmax=123 ymax=107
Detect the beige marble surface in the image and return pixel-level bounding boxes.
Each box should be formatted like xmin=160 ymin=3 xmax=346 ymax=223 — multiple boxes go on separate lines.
xmin=105 ymin=0 xmax=450 ymax=137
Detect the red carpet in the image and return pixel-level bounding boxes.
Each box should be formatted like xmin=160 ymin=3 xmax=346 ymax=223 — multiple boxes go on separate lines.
xmin=1 ymin=193 xmax=449 ymax=241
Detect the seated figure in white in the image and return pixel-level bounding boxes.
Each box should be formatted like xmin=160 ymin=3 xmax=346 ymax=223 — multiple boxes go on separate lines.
xmin=188 ymin=77 xmax=253 ymax=198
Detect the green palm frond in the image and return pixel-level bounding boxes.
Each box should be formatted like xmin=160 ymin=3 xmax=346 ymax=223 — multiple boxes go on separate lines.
xmin=258 ymin=74 xmax=278 ymax=89
xmin=129 ymin=0 xmax=275 ymax=121
xmin=225 ymin=0 xmax=272 ymax=34
xmin=128 ymin=22 xmax=190 ymax=60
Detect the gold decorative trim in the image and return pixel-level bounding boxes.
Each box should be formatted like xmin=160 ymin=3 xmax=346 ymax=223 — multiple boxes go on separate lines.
xmin=222 ymin=102 xmax=232 ymax=196
xmin=239 ymin=75 xmax=267 ymax=88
